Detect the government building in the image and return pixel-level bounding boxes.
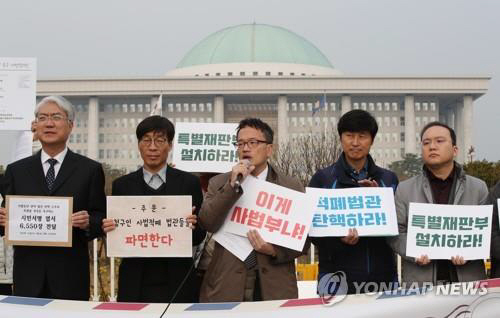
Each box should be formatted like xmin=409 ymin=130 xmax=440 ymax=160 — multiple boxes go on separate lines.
xmin=36 ymin=24 xmax=490 ymax=171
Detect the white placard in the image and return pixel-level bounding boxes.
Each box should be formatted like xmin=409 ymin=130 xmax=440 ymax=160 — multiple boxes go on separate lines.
xmin=172 ymin=122 xmax=238 ymax=173
xmin=213 ymin=230 xmax=253 ymax=262
xmin=223 ymin=177 xmax=311 ymax=251
xmin=0 ymin=57 xmax=36 ymax=130
xmin=6 ymin=195 xmax=72 ymax=247
xmin=406 ymin=203 xmax=493 ymax=260
xmin=306 ymin=187 xmax=398 ymax=237
xmin=106 ymin=196 xmax=192 ymax=257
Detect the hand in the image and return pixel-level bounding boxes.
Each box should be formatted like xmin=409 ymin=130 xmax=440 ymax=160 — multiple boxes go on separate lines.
xmin=341 ymin=228 xmax=359 ymax=245
xmin=72 ymin=210 xmax=90 ymax=230
xmin=230 ymin=160 xmax=255 ymax=188
xmin=247 ymin=229 xmax=276 ymax=257
xmin=358 ymin=179 xmax=379 ymax=187
xmin=451 ymin=255 xmax=467 ymax=266
xmin=102 ymin=218 xmax=116 ymax=233
xmin=186 ymin=206 xmax=197 ymax=229
xmin=415 ymin=255 xmax=430 ymax=266
xmin=0 ymin=208 xmax=6 ymax=227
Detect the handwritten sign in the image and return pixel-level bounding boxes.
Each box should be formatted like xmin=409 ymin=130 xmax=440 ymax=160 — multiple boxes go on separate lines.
xmin=0 ymin=57 xmax=36 ymax=130
xmin=223 ymin=177 xmax=311 ymax=251
xmin=306 ymin=187 xmax=398 ymax=237
xmin=5 ymin=195 xmax=72 ymax=247
xmin=172 ymin=122 xmax=238 ymax=173
xmin=407 ymin=203 xmax=493 ymax=260
xmin=106 ymin=196 xmax=192 ymax=257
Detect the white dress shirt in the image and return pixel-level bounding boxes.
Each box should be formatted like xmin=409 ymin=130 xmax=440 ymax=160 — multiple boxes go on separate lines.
xmin=40 ymin=147 xmax=68 ymax=178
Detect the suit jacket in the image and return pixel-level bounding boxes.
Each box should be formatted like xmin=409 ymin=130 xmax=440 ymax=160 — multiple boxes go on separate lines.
xmin=113 ymin=167 xmax=205 ymax=303
xmin=199 ymin=164 xmax=309 ymax=302
xmin=388 ymin=164 xmax=489 ymax=285
xmin=2 ymin=149 xmax=106 ymax=300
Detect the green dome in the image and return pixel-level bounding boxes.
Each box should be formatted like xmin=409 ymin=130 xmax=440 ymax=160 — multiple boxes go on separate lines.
xmin=176 ymin=24 xmax=334 ymax=69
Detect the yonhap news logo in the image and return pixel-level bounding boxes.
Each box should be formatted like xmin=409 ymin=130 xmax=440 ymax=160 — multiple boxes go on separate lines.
xmin=317 ymin=271 xmax=348 ymax=306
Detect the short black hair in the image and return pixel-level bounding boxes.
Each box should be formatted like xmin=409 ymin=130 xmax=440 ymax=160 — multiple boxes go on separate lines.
xmin=237 ymin=118 xmax=274 ymax=144
xmin=337 ymin=109 xmax=378 ymax=140
xmin=136 ymin=116 xmax=175 ymax=142
xmin=420 ymin=121 xmax=457 ymax=146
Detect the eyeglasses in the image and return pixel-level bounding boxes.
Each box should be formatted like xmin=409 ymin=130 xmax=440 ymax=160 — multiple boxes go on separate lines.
xmin=233 ymin=139 xmax=270 ymax=149
xmin=140 ymin=137 xmax=168 ymax=147
xmin=36 ymin=114 xmax=68 ymax=123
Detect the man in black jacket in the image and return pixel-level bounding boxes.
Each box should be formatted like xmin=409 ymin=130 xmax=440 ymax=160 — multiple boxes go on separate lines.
xmin=309 ymin=109 xmax=398 ymax=294
xmin=490 ymin=181 xmax=500 ymax=278
xmin=102 ymin=116 xmax=205 ymax=303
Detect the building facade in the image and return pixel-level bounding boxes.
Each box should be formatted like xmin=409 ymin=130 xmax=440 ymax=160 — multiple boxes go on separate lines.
xmin=36 ymin=24 xmax=489 ymax=171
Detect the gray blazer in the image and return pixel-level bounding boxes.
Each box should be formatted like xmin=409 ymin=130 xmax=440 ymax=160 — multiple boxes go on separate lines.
xmin=388 ymin=164 xmax=490 ymax=285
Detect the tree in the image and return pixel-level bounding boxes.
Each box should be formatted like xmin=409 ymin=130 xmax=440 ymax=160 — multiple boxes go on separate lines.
xmin=271 ymin=130 xmax=342 ymax=188
xmin=463 ymin=160 xmax=500 ymax=188
xmin=388 ymin=153 xmax=423 ymax=181
xmin=102 ymin=163 xmax=127 ymax=195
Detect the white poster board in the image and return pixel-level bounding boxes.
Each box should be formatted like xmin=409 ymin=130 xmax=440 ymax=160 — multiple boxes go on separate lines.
xmin=106 ymin=196 xmax=192 ymax=257
xmin=6 ymin=195 xmax=72 ymax=247
xmin=172 ymin=122 xmax=238 ymax=173
xmin=0 ymin=57 xmax=36 ymax=130
xmin=406 ymin=202 xmax=493 ymax=260
xmin=306 ymin=187 xmax=398 ymax=237
xmin=223 ymin=177 xmax=311 ymax=252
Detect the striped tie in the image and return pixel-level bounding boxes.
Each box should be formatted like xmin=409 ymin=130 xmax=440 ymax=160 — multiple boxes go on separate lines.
xmin=46 ymin=158 xmax=57 ymax=190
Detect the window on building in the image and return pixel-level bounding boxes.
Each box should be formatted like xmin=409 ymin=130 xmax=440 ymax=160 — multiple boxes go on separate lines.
xmin=377 ymin=103 xmax=382 ymax=111
xmin=392 ymin=116 xmax=398 ymax=127
xmin=122 ymin=104 xmax=128 ymax=113
xmin=384 ymin=102 xmax=390 ymax=111
xmin=99 ymin=150 xmax=104 ymax=159
xmin=207 ymin=103 xmax=212 ymax=112
xmin=423 ymin=103 xmax=428 ymax=111
xmin=415 ymin=103 xmax=421 ymax=111
xmin=99 ymin=118 xmax=104 ymax=128
xmin=353 ymin=103 xmax=359 ymax=110
xmin=76 ymin=134 xmax=81 ymax=143
xmin=138 ymin=104 xmax=143 ymax=112
xmin=145 ymin=103 xmax=151 ymax=113
xmin=240 ymin=72 xmax=245 ymax=76
xmin=107 ymin=149 xmax=112 ymax=159
xmin=385 ymin=117 xmax=391 ymax=127
xmin=265 ymin=72 xmax=271 ymax=76
xmin=130 ymin=104 xmax=135 ymax=112
xmin=361 ymin=102 xmax=367 ymax=110
xmin=369 ymin=103 xmax=375 ymax=111
xmin=430 ymin=102 xmax=436 ymax=111
xmin=400 ymin=132 xmax=405 ymax=142
xmin=400 ymin=116 xmax=405 ymax=126
xmin=331 ymin=103 xmax=336 ymax=111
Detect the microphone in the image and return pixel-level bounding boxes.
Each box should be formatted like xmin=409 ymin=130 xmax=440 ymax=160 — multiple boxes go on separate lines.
xmin=234 ymin=159 xmax=250 ymax=192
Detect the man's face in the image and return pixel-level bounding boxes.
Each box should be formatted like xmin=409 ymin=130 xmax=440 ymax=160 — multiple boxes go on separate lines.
xmin=138 ymin=131 xmax=170 ymax=171
xmin=36 ymin=102 xmax=73 ymax=147
xmin=421 ymin=126 xmax=457 ymax=167
xmin=236 ymin=127 xmax=273 ymax=169
xmin=340 ymin=131 xmax=373 ymax=162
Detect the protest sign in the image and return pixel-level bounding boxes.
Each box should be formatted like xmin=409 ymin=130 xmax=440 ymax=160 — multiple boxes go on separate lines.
xmin=6 ymin=195 xmax=72 ymax=247
xmin=0 ymin=57 xmax=36 ymax=130
xmin=223 ymin=177 xmax=311 ymax=251
xmin=106 ymin=196 xmax=192 ymax=257
xmin=306 ymin=187 xmax=398 ymax=237
xmin=172 ymin=122 xmax=238 ymax=173
xmin=407 ymin=202 xmax=493 ymax=260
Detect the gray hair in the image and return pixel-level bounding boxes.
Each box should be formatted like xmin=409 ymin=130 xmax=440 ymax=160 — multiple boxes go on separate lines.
xmin=35 ymin=95 xmax=75 ymax=122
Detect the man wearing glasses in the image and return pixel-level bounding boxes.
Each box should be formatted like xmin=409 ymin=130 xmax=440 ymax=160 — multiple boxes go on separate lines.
xmin=101 ymin=116 xmax=205 ymax=303
xmin=0 ymin=95 xmax=106 ymax=300
xmin=199 ymin=118 xmax=307 ymax=302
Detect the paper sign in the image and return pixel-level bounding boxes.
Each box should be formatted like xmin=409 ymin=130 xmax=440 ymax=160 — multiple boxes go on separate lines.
xmin=0 ymin=57 xmax=36 ymax=130
xmin=6 ymin=195 xmax=72 ymax=247
xmin=213 ymin=231 xmax=253 ymax=262
xmin=406 ymin=203 xmax=493 ymax=260
xmin=223 ymin=177 xmax=311 ymax=251
xmin=172 ymin=122 xmax=238 ymax=173
xmin=106 ymin=196 xmax=192 ymax=257
xmin=306 ymin=187 xmax=398 ymax=237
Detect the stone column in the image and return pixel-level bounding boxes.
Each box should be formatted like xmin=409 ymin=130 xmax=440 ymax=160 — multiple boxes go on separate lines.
xmin=454 ymin=101 xmax=465 ymax=163
xmin=87 ymin=97 xmax=99 ymax=160
xmin=462 ymin=95 xmax=473 ymax=163
xmin=277 ymin=95 xmax=288 ymax=145
xmin=341 ymin=95 xmax=351 ymax=115
xmin=404 ymin=95 xmax=416 ymax=155
xmin=214 ymin=95 xmax=224 ymax=122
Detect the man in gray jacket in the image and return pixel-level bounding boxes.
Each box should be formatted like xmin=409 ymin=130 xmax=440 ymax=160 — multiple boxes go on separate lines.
xmin=389 ymin=122 xmax=489 ymax=285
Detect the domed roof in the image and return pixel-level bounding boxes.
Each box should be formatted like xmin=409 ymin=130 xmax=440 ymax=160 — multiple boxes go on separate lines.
xmin=176 ymin=23 xmax=334 ymax=69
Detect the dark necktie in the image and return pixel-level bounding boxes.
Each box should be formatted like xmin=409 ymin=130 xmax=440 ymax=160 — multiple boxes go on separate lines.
xmin=46 ymin=158 xmax=58 ymax=190
xmin=244 ymin=251 xmax=257 ymax=269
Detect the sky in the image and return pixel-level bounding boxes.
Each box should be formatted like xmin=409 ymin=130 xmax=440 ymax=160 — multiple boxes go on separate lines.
xmin=0 ymin=0 xmax=499 ymax=161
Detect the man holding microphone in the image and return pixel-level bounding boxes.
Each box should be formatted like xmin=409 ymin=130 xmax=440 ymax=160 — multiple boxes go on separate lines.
xmin=199 ymin=118 xmax=308 ymax=302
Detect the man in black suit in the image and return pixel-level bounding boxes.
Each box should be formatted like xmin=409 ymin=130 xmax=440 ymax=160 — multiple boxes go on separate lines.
xmin=0 ymin=96 xmax=106 ymax=300
xmin=102 ymin=115 xmax=205 ymax=303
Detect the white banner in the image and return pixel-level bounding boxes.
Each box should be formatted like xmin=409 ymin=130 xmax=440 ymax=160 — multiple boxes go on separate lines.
xmin=407 ymin=202 xmax=493 ymax=260
xmin=106 ymin=196 xmax=192 ymax=257
xmin=306 ymin=187 xmax=398 ymax=237
xmin=0 ymin=57 xmax=36 ymax=130
xmin=172 ymin=122 xmax=238 ymax=173
xmin=223 ymin=177 xmax=311 ymax=252
xmin=6 ymin=196 xmax=72 ymax=247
